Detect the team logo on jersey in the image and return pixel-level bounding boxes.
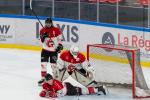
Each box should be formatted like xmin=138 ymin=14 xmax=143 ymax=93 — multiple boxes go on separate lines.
xmin=102 ymin=32 xmax=115 ymax=52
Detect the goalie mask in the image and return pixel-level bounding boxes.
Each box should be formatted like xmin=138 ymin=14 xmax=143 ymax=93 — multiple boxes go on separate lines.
xmin=45 ymin=18 xmax=53 ymax=28
xmin=70 ymin=46 xmax=79 ymax=58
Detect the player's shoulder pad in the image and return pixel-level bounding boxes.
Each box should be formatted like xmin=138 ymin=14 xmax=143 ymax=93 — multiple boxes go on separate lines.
xmin=53 ymin=79 xmax=63 ymax=88
xmin=77 ymin=53 xmax=86 ymax=63
xmin=54 ymin=27 xmax=62 ymax=35
xmin=60 ymin=50 xmax=70 ymax=60
xmin=40 ymin=28 xmax=44 ymax=33
xmin=54 ymin=79 xmax=62 ymax=84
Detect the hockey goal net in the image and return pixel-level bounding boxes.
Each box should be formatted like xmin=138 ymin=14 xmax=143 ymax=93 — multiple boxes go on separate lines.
xmin=87 ymin=44 xmax=150 ymax=98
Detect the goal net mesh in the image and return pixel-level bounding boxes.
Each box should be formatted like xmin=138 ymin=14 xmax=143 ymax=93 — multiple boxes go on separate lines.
xmin=87 ymin=44 xmax=150 ymax=98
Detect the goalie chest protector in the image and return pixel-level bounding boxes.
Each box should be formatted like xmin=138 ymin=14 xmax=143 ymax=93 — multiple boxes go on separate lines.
xmin=60 ymin=50 xmax=86 ymax=64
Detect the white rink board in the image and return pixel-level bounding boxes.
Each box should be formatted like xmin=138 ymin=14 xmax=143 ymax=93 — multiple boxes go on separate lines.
xmin=0 ymin=15 xmax=150 ymax=65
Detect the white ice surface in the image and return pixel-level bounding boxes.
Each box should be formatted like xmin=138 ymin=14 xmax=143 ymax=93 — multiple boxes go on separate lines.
xmin=0 ymin=48 xmax=150 ymax=100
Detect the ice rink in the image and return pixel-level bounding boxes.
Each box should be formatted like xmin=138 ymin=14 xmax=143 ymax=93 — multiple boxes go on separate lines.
xmin=0 ymin=48 xmax=150 ymax=100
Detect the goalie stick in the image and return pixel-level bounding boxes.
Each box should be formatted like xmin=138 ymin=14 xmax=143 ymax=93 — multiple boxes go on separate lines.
xmin=74 ymin=70 xmax=80 ymax=100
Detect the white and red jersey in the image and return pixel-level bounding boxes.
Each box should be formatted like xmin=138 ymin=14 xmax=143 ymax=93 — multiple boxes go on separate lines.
xmin=40 ymin=26 xmax=62 ymax=51
xmin=57 ymin=50 xmax=86 ymax=70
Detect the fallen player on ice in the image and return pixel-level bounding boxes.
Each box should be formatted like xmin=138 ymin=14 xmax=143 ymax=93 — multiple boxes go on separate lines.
xmin=39 ymin=73 xmax=107 ymax=98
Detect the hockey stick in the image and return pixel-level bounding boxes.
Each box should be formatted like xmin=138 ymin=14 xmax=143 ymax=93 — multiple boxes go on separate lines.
xmin=72 ymin=70 xmax=80 ymax=100
xmin=29 ymin=0 xmax=59 ymax=47
xmin=73 ymin=70 xmax=79 ymax=82
xmin=60 ymin=69 xmax=67 ymax=81
xmin=76 ymin=87 xmax=80 ymax=100
xmin=86 ymin=80 xmax=98 ymax=87
xmin=30 ymin=0 xmax=44 ymax=28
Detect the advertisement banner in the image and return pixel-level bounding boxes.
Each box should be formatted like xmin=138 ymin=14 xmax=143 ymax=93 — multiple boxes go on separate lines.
xmin=0 ymin=15 xmax=150 ymax=67
xmin=0 ymin=18 xmax=15 ymax=43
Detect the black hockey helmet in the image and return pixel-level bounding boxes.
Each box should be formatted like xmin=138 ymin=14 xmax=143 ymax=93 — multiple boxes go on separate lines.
xmin=45 ymin=73 xmax=53 ymax=81
xmin=45 ymin=18 xmax=53 ymax=24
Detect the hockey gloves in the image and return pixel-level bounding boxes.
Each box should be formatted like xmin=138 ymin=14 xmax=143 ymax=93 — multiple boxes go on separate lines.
xmin=40 ymin=33 xmax=49 ymax=42
xmin=56 ymin=44 xmax=63 ymax=53
xmin=67 ymin=64 xmax=75 ymax=73
xmin=39 ymin=91 xmax=57 ymax=98
xmin=39 ymin=90 xmax=47 ymax=97
xmin=48 ymin=91 xmax=57 ymax=98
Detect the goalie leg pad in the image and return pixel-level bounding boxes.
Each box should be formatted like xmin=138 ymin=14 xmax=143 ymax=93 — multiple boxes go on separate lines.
xmin=71 ymin=70 xmax=97 ymax=87
xmin=58 ymin=68 xmax=70 ymax=81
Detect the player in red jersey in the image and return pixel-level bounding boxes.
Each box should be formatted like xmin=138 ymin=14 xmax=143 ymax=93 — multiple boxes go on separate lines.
xmin=56 ymin=45 xmax=97 ymax=87
xmin=39 ymin=73 xmax=106 ymax=98
xmin=38 ymin=18 xmax=63 ymax=86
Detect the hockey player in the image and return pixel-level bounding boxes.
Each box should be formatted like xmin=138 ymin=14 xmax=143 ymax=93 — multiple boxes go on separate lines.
xmin=39 ymin=73 xmax=106 ymax=98
xmin=56 ymin=45 xmax=97 ymax=87
xmin=38 ymin=18 xmax=63 ymax=85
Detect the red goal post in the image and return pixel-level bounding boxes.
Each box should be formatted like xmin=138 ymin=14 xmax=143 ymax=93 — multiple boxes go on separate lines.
xmin=87 ymin=44 xmax=150 ymax=98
